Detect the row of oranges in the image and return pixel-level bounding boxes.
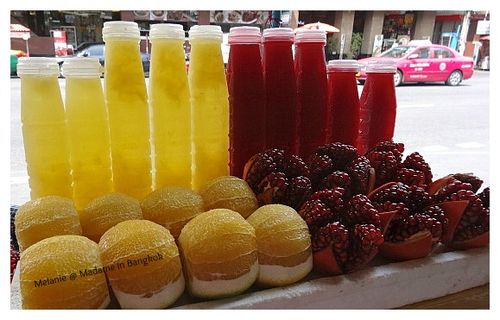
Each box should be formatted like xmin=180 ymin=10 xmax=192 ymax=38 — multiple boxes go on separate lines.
xmin=15 ymin=176 xmax=312 ymax=309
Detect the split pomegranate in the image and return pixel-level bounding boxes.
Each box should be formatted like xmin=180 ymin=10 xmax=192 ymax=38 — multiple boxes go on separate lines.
xmin=11 ymin=205 xmax=19 ymax=251
xmin=308 ymin=143 xmax=375 ymax=197
xmin=365 ymin=141 xmax=403 ymax=187
xmin=11 ymin=241 xmax=19 ymax=282
xmin=478 ymin=187 xmax=489 ymax=208
xmin=366 ymin=141 xmax=433 ymax=189
xmin=299 ymin=189 xmax=387 ymax=274
xmin=368 ymin=182 xmax=446 ymax=261
xmin=243 ymin=148 xmax=312 ymax=210
xmin=429 ymin=174 xmax=489 ymax=250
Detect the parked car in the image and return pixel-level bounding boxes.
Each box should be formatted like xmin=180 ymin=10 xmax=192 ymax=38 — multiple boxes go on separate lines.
xmin=74 ymin=43 xmax=150 ymax=74
xmin=10 ymin=50 xmax=27 ymax=76
xmin=356 ymin=41 xmax=474 ymax=86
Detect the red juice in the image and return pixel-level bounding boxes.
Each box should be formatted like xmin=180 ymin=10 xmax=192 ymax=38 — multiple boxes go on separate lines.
xmin=326 ymin=60 xmax=361 ymax=147
xmin=294 ymin=30 xmax=329 ymax=159
xmin=262 ymin=28 xmax=298 ymax=154
xmin=227 ymin=27 xmax=266 ymax=177
xmin=358 ymin=61 xmax=397 ymax=154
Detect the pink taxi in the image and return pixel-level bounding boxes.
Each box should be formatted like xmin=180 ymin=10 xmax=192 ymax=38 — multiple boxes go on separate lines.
xmin=356 ymin=41 xmax=474 ymax=86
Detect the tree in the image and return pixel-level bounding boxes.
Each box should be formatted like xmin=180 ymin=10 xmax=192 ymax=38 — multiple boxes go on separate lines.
xmin=348 ymin=32 xmax=363 ymax=59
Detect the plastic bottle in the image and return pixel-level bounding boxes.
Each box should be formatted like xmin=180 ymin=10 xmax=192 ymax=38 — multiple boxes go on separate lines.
xmin=295 ymin=30 xmax=329 ymax=158
xmin=103 ymin=21 xmax=152 ymax=199
xmin=358 ymin=61 xmax=398 ymax=154
xmin=17 ymin=57 xmax=72 ymax=199
xmin=62 ymin=57 xmax=113 ymax=209
xmin=227 ymin=26 xmax=266 ymax=178
xmin=149 ymin=23 xmax=191 ymax=189
xmin=188 ymin=25 xmax=229 ymax=190
xmin=262 ymin=28 xmax=298 ymax=154
xmin=326 ymin=60 xmax=361 ymax=147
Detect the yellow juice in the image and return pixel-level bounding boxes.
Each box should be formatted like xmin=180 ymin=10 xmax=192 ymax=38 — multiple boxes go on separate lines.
xmin=189 ymin=26 xmax=229 ymax=190
xmin=63 ymin=58 xmax=113 ymax=209
xmin=18 ymin=58 xmax=72 ymax=199
xmin=103 ymin=22 xmax=152 ymax=199
xmin=149 ymin=25 xmax=191 ymax=189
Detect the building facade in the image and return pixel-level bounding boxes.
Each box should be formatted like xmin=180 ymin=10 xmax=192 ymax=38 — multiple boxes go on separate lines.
xmin=10 ymin=10 xmax=489 ymax=67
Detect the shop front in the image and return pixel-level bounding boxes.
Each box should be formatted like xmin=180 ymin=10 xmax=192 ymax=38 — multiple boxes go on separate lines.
xmin=381 ymin=12 xmax=415 ymax=52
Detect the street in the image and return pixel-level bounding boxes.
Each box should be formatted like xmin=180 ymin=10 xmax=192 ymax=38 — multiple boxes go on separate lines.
xmin=10 ymin=71 xmax=490 ymax=205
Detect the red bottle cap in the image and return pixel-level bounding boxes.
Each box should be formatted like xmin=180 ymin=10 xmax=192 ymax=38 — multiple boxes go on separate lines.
xmin=294 ymin=29 xmax=326 ymax=44
xmin=327 ymin=60 xmax=360 ymax=73
xmin=263 ymin=28 xmax=294 ymax=42
xmin=228 ymin=26 xmax=261 ymax=44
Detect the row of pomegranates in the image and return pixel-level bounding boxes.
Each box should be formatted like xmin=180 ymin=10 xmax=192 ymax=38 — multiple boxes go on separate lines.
xmin=242 ymin=140 xmax=489 ymax=275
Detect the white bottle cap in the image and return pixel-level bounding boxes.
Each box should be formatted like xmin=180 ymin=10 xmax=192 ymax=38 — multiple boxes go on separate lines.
xmin=366 ymin=60 xmax=396 ymax=73
xmin=294 ymin=29 xmax=326 ymax=44
xmin=150 ymin=23 xmax=185 ymax=40
xmin=262 ymin=28 xmax=294 ymax=42
xmin=16 ymin=57 xmax=60 ymax=76
xmin=62 ymin=57 xmax=103 ymax=77
xmin=228 ymin=26 xmax=261 ymax=44
xmin=103 ymin=21 xmax=140 ymax=41
xmin=327 ymin=60 xmax=360 ymax=73
xmin=189 ymin=25 xmax=223 ymax=41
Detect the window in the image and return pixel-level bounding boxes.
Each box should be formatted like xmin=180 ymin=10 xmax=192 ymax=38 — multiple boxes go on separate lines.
xmin=414 ymin=47 xmax=430 ymax=59
xmin=433 ymin=48 xmax=453 ymax=59
xmin=379 ymin=46 xmax=417 ymax=58
xmin=87 ymin=45 xmax=104 ymax=56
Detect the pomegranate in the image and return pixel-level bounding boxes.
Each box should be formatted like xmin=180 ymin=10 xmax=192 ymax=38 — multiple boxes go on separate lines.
xmin=299 ymin=189 xmax=388 ymax=274
xmin=365 ymin=141 xmax=404 ymax=187
xmin=401 ymin=152 xmax=433 ymax=187
xmin=11 ymin=205 xmax=19 ymax=251
xmin=368 ymin=182 xmax=446 ymax=261
xmin=478 ymin=187 xmax=489 ymax=208
xmin=11 ymin=241 xmax=19 ymax=282
xmin=243 ymin=148 xmax=312 ymax=210
xmin=308 ymin=143 xmax=375 ymax=197
xmin=366 ymin=141 xmax=433 ymax=189
xmin=430 ymin=174 xmax=489 ymax=250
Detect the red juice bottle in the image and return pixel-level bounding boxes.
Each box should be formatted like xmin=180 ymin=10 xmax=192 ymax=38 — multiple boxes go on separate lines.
xmin=294 ymin=30 xmax=329 ymax=159
xmin=227 ymin=26 xmax=266 ymax=177
xmin=262 ymin=28 xmax=298 ymax=154
xmin=326 ymin=60 xmax=361 ymax=147
xmin=358 ymin=61 xmax=397 ymax=154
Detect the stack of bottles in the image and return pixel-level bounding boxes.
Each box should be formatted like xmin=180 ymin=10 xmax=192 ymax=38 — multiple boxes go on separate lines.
xmin=17 ymin=21 xmax=397 ymax=207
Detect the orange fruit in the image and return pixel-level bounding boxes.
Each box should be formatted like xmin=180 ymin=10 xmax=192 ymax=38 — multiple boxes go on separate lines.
xmin=15 ymin=196 xmax=82 ymax=252
xmin=178 ymin=208 xmax=258 ymax=298
xmin=199 ymin=176 xmax=258 ymax=218
xmin=19 ymin=235 xmax=109 ymax=309
xmin=99 ymin=220 xmax=184 ymax=308
xmin=79 ymin=192 xmax=143 ymax=242
xmin=247 ymin=204 xmax=312 ymax=286
xmin=140 ymin=187 xmax=204 ymax=238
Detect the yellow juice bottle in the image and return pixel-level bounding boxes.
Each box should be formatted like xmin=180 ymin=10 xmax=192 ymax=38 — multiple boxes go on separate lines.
xmin=188 ymin=25 xmax=229 ymax=190
xmin=62 ymin=57 xmax=113 ymax=209
xmin=17 ymin=58 xmax=72 ymax=199
xmin=103 ymin=21 xmax=152 ymax=199
xmin=149 ymin=23 xmax=191 ymax=189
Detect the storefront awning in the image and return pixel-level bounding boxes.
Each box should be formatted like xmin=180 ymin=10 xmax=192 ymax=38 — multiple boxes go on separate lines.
xmin=10 ymin=24 xmax=31 ymax=39
xmin=436 ymin=14 xmax=463 ymax=21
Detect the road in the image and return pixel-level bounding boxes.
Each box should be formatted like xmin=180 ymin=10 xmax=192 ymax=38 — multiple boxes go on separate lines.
xmin=10 ymin=71 xmax=490 ymax=205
